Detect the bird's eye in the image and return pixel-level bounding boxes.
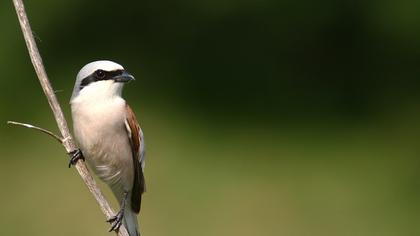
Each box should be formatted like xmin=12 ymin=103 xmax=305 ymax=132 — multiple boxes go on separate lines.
xmin=95 ymin=70 xmax=106 ymax=79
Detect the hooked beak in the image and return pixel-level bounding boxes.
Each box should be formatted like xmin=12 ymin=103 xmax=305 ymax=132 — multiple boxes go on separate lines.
xmin=113 ymin=71 xmax=135 ymax=83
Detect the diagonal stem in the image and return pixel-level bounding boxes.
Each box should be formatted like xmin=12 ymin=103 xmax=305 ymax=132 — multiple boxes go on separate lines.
xmin=11 ymin=0 xmax=129 ymax=235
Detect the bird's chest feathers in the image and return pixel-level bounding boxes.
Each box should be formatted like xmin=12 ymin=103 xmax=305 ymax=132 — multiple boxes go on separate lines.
xmin=72 ymin=97 xmax=134 ymax=187
xmin=72 ymin=98 xmax=127 ymax=154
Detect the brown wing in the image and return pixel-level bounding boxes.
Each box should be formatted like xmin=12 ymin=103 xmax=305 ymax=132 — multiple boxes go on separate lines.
xmin=125 ymin=104 xmax=145 ymax=213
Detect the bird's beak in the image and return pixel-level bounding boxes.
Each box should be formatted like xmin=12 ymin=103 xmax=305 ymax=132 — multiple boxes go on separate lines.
xmin=113 ymin=71 xmax=135 ymax=83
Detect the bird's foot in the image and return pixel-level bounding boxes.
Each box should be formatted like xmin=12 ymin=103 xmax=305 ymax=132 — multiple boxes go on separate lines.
xmin=107 ymin=209 xmax=124 ymax=232
xmin=107 ymin=191 xmax=128 ymax=232
xmin=68 ymin=149 xmax=85 ymax=168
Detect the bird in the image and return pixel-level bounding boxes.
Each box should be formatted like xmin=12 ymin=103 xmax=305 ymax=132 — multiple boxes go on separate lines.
xmin=69 ymin=60 xmax=145 ymax=236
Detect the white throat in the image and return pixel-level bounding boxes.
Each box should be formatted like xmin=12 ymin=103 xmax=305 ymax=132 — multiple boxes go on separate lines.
xmin=71 ymin=80 xmax=124 ymax=104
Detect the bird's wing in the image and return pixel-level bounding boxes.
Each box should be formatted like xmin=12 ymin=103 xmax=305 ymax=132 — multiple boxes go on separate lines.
xmin=125 ymin=103 xmax=145 ymax=213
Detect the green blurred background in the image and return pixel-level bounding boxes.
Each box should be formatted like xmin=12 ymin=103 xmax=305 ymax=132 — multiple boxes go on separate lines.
xmin=1 ymin=0 xmax=420 ymax=235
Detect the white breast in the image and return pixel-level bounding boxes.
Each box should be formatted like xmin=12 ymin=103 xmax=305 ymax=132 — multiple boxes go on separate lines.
xmin=70 ymin=81 xmax=134 ymax=196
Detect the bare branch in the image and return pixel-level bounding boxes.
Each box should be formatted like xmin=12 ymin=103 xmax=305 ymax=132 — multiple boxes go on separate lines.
xmin=7 ymin=121 xmax=63 ymax=144
xmin=11 ymin=0 xmax=129 ymax=235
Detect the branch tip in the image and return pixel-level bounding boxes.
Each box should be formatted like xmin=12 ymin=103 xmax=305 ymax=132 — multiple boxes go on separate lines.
xmin=7 ymin=120 xmax=63 ymax=144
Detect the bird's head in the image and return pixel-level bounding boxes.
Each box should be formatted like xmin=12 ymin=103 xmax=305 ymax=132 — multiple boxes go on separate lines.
xmin=71 ymin=60 xmax=135 ymax=101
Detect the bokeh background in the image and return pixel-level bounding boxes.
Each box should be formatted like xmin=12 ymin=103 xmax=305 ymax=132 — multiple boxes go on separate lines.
xmin=1 ymin=0 xmax=420 ymax=235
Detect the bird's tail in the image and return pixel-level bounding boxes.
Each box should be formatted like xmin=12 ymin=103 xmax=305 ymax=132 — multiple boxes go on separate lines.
xmin=123 ymin=204 xmax=140 ymax=236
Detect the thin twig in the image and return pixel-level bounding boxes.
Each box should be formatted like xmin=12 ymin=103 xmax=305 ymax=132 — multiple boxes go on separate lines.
xmin=11 ymin=0 xmax=129 ymax=235
xmin=7 ymin=121 xmax=63 ymax=144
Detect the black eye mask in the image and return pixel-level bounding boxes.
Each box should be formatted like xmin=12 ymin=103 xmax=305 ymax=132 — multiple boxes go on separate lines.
xmin=79 ymin=69 xmax=124 ymax=90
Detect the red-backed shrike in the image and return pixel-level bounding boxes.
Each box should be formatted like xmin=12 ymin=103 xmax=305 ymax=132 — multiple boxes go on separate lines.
xmin=70 ymin=60 xmax=145 ymax=236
